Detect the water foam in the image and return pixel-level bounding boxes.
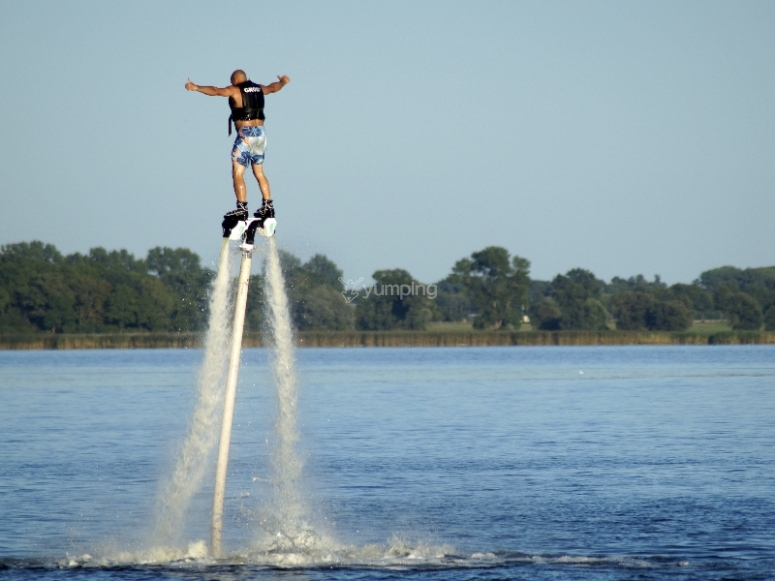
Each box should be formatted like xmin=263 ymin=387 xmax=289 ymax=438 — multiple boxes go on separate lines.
xmin=52 ymin=541 xmax=690 ymax=572
xmin=61 ymin=537 xmax=463 ymax=569
xmin=154 ymin=240 xmax=234 ymax=545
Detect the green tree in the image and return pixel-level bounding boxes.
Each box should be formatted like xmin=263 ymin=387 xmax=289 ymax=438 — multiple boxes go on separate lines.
xmin=551 ymin=269 xmax=609 ymax=330
xmin=647 ymin=300 xmax=693 ymax=331
xmin=433 ymin=279 xmax=473 ymax=322
xmin=450 ymin=246 xmax=530 ymax=330
xmin=134 ymin=277 xmax=175 ymax=331
xmin=725 ymin=293 xmax=763 ymax=330
xmin=36 ymin=273 xmax=77 ymax=333
xmin=147 ymin=247 xmax=202 ymax=276
xmin=277 ymin=249 xmax=303 ymax=276
xmin=293 ymin=286 xmax=354 ymax=330
xmin=13 ymin=272 xmax=77 ymax=333
xmin=356 ymin=269 xmax=433 ymax=330
xmin=105 ymin=284 xmax=138 ymax=330
xmin=668 ymin=283 xmax=713 ymax=314
xmin=1 ymin=241 xmax=63 ymax=265
xmin=0 ymin=286 xmax=11 ymax=326
xmin=583 ymin=299 xmax=610 ymax=331
xmin=289 ymin=254 xmax=353 ymax=331
xmin=611 ymin=291 xmax=692 ymax=331
xmin=698 ymin=265 xmax=775 ymax=293
xmin=43 ymin=288 xmax=77 ymax=333
xmin=745 ymin=285 xmax=775 ymax=316
xmin=699 ymin=266 xmax=775 ymax=317
xmin=0 ymin=241 xmax=215 ymax=333
xmin=299 ymin=254 xmax=343 ymax=288
xmin=611 ymin=291 xmax=655 ymax=330
xmin=245 ymin=251 xmax=354 ymax=332
xmin=713 ymin=284 xmax=739 ymax=311
xmin=88 ymin=247 xmax=147 ymax=276
xmin=70 ymin=275 xmax=112 ymax=332
xmin=528 ymin=298 xmax=562 ymax=330
xmin=12 ymin=279 xmax=49 ymax=330
xmin=147 ymin=247 xmax=211 ymax=331
xmin=528 ymin=280 xmax=552 ymax=306
xmin=607 ymin=274 xmax=667 ymax=297
xmin=764 ymin=306 xmax=775 ymax=331
xmin=0 ymin=242 xmax=62 ymax=332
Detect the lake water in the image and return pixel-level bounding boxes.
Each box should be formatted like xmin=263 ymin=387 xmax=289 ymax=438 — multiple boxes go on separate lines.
xmin=0 ymin=346 xmax=774 ymax=580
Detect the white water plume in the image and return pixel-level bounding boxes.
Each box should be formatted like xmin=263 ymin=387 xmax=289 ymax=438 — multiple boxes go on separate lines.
xmin=154 ymin=240 xmax=234 ymax=545
xmin=259 ymin=237 xmax=310 ymax=548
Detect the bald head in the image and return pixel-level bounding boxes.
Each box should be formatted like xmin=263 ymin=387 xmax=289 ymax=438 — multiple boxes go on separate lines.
xmin=230 ymin=70 xmax=247 ymax=85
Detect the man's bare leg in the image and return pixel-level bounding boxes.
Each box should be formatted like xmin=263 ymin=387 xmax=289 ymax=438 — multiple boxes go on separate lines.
xmin=221 ymin=160 xmax=251 ymax=219
xmin=252 ymin=163 xmax=271 ymax=201
xmin=232 ymin=161 xmax=248 ymax=203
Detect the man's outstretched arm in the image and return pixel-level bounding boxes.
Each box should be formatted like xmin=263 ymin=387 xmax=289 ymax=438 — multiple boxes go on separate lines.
xmin=185 ymin=79 xmax=238 ymax=97
xmin=260 ymin=75 xmax=290 ymax=95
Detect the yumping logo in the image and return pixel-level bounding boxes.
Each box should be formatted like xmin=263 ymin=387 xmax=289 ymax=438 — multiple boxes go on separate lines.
xmin=338 ymin=278 xmax=364 ymax=303
xmin=338 ymin=278 xmax=437 ymax=302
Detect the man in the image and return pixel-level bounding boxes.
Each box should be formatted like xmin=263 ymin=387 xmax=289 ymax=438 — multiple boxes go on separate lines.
xmin=185 ymin=70 xmax=290 ymax=225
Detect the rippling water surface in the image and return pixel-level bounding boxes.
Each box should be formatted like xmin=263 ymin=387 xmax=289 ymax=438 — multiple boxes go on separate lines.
xmin=1 ymin=346 xmax=774 ymax=580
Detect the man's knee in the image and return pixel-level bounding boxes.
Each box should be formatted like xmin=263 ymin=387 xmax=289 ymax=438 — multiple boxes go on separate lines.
xmin=253 ymin=165 xmax=268 ymax=180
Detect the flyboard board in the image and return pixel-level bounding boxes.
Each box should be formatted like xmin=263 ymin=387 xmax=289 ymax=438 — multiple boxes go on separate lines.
xmin=222 ymin=215 xmax=276 ymax=249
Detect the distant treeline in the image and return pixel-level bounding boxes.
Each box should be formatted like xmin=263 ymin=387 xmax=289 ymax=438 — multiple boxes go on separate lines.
xmin=2 ymin=241 xmax=774 ymax=334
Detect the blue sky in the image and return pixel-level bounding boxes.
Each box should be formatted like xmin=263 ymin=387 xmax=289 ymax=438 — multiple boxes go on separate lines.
xmin=1 ymin=1 xmax=773 ymax=284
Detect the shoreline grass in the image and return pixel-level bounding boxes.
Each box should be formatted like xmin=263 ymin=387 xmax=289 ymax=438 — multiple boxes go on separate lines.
xmin=1 ymin=329 xmax=773 ymax=350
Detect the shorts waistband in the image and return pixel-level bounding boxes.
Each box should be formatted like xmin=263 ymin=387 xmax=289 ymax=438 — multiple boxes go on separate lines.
xmin=238 ymin=126 xmax=265 ymax=135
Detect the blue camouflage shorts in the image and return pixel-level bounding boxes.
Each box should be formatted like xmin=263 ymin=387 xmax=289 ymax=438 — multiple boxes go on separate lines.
xmin=231 ymin=126 xmax=267 ymax=166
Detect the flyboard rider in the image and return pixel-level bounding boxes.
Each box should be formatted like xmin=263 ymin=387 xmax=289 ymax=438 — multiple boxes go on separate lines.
xmin=185 ymin=70 xmax=290 ymax=228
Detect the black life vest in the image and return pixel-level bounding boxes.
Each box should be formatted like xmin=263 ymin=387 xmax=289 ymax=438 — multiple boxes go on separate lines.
xmin=228 ymin=80 xmax=265 ymax=134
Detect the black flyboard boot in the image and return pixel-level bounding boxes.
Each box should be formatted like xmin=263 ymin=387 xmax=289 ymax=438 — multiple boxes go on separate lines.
xmin=222 ymin=203 xmax=249 ymax=238
xmin=253 ymin=200 xmax=277 ymax=238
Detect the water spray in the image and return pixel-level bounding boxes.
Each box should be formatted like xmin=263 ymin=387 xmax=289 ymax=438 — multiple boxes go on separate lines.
xmin=154 ymin=238 xmax=233 ymax=547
